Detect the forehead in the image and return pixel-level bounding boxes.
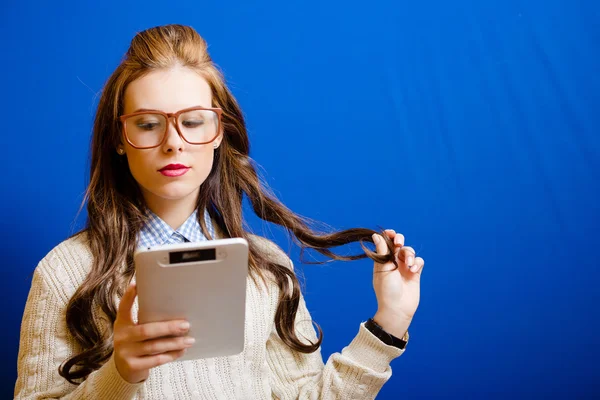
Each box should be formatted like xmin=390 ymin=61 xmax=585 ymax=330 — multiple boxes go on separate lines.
xmin=123 ymin=66 xmax=212 ymax=113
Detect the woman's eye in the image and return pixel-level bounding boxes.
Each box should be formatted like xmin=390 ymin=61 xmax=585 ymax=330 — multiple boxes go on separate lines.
xmin=137 ymin=122 xmax=160 ymax=131
xmin=182 ymin=120 xmax=205 ymax=128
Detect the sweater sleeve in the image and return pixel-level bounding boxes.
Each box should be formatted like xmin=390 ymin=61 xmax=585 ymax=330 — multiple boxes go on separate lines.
xmin=264 ymin=266 xmax=406 ymax=399
xmin=14 ymin=267 xmax=142 ymax=400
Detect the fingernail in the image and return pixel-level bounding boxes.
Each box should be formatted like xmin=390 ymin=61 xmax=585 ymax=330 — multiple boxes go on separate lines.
xmin=184 ymin=337 xmax=196 ymax=345
xmin=407 ymin=256 xmax=414 ymax=266
xmin=372 ymin=234 xmax=380 ymax=244
xmin=180 ymin=322 xmax=190 ymax=330
xmin=394 ymin=235 xmax=402 ymax=245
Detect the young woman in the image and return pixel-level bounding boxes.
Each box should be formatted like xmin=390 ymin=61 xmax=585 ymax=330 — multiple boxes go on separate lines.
xmin=15 ymin=24 xmax=424 ymax=399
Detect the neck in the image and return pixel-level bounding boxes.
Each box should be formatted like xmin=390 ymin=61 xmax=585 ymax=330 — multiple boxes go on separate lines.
xmin=142 ymin=189 xmax=199 ymax=230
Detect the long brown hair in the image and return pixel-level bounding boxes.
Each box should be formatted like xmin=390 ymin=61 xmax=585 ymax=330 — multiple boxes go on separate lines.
xmin=59 ymin=24 xmax=398 ymax=383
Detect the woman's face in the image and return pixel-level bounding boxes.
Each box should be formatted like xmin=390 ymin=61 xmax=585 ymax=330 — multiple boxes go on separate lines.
xmin=120 ymin=66 xmax=221 ymax=212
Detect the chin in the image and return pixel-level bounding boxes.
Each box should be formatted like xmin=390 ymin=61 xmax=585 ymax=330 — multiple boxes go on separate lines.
xmin=161 ymin=188 xmax=199 ymax=201
xmin=146 ymin=183 xmax=200 ymax=202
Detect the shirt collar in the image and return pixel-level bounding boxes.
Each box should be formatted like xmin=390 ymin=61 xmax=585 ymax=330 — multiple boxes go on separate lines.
xmin=138 ymin=209 xmax=215 ymax=249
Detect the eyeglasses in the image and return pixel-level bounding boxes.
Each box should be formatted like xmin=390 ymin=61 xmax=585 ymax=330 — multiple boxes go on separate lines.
xmin=119 ymin=106 xmax=223 ymax=149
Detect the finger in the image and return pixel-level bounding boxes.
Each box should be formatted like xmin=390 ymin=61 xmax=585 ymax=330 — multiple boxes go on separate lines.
xmin=400 ymin=246 xmax=416 ymax=266
xmin=393 ymin=233 xmax=405 ymax=247
xmin=130 ymin=320 xmax=191 ymax=342
xmin=131 ymin=349 xmax=187 ymax=371
xmin=135 ymin=335 xmax=196 ymax=357
xmin=384 ymin=230 xmax=405 ymax=248
xmin=116 ymin=283 xmax=137 ymax=325
xmin=410 ymin=257 xmax=425 ymax=274
xmin=372 ymin=234 xmax=389 ymax=256
xmin=383 ymin=231 xmax=404 ymax=263
xmin=373 ymin=233 xmax=394 ymax=273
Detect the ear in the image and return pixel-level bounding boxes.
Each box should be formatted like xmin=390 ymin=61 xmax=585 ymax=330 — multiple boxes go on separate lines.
xmin=213 ymin=134 xmax=223 ymax=149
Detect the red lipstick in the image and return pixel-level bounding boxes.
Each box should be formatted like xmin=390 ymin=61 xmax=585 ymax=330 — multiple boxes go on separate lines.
xmin=159 ymin=163 xmax=190 ymax=177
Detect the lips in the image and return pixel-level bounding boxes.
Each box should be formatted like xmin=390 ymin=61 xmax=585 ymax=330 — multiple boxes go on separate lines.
xmin=159 ymin=163 xmax=189 ymax=171
xmin=159 ymin=163 xmax=190 ymax=177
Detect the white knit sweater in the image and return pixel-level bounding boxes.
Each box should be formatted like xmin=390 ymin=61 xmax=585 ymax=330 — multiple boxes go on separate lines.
xmin=14 ymin=233 xmax=404 ymax=399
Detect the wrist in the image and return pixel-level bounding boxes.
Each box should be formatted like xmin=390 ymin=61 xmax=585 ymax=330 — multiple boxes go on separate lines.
xmin=373 ymin=310 xmax=412 ymax=339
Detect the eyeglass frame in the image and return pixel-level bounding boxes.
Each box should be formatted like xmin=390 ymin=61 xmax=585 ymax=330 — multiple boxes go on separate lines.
xmin=118 ymin=106 xmax=224 ymax=149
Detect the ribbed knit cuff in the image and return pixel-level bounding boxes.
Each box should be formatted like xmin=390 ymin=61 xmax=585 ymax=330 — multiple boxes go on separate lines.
xmin=91 ymin=354 xmax=142 ymax=399
xmin=342 ymin=322 xmax=405 ymax=373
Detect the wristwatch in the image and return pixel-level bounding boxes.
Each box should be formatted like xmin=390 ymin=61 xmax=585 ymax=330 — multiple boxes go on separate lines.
xmin=364 ymin=318 xmax=409 ymax=350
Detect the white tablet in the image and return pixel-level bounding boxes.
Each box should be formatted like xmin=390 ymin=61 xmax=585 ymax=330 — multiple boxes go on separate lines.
xmin=134 ymin=238 xmax=249 ymax=361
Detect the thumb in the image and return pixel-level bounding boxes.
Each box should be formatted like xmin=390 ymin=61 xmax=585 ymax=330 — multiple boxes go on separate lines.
xmin=116 ymin=282 xmax=137 ymax=325
xmin=372 ymin=233 xmax=391 ymax=272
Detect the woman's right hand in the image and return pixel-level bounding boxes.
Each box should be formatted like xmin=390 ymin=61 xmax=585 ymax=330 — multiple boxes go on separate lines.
xmin=113 ymin=282 xmax=195 ymax=384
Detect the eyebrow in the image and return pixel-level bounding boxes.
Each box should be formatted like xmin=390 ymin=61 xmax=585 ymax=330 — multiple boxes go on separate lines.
xmin=131 ymin=106 xmax=208 ymax=113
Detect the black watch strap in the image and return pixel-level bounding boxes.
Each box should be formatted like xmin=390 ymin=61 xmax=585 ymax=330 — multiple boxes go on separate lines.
xmin=364 ymin=318 xmax=409 ymax=350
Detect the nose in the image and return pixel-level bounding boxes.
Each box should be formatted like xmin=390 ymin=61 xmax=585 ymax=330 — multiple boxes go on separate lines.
xmin=161 ymin=116 xmax=184 ymax=153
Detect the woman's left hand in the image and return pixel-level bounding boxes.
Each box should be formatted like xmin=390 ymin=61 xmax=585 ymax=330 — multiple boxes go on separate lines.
xmin=371 ymin=229 xmax=424 ymax=338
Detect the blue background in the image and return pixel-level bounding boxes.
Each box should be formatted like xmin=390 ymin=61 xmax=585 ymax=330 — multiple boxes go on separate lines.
xmin=2 ymin=0 xmax=599 ymax=398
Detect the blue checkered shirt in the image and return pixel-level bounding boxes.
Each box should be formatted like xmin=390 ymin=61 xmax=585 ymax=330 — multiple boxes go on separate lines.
xmin=138 ymin=209 xmax=215 ymax=249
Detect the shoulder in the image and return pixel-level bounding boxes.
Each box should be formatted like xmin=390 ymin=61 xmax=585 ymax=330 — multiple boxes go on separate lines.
xmin=246 ymin=233 xmax=294 ymax=270
xmin=33 ymin=231 xmax=93 ymax=304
